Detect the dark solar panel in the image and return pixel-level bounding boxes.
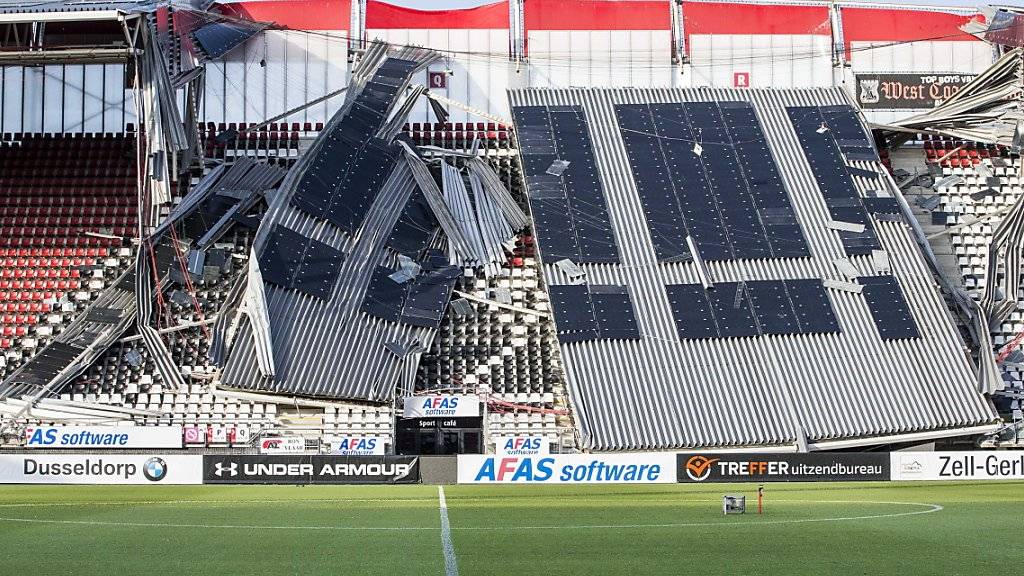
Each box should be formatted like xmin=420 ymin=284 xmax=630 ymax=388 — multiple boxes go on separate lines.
xmin=862 ymin=197 xmax=902 ymax=215
xmin=656 ymin=104 xmax=732 ymax=261
xmin=786 ymin=105 xmax=881 ymax=256
xmin=190 ymin=20 xmax=263 ymax=60
xmin=847 ymin=166 xmax=880 ymax=180
xmin=548 ymin=284 xmax=640 ymax=343
xmin=705 ymin=281 xmax=759 ymax=338
xmin=666 ymin=283 xmax=717 ymax=339
xmin=403 ymin=275 xmax=456 ymax=328
xmin=819 ymin=105 xmax=877 ymax=160
xmin=667 ymin=279 xmax=839 ymax=339
xmin=548 ymin=285 xmax=600 ymax=342
xmin=258 ymin=225 xmax=346 ymax=299
xmin=614 ymin=101 xmax=807 ymax=262
xmin=512 ymin=105 xmax=619 ymax=264
xmin=363 ymin=266 xmax=408 ymax=323
xmin=746 ymin=280 xmax=800 ymax=335
xmin=362 ymin=262 xmax=459 ymax=329
xmin=784 ymin=279 xmax=840 ymax=334
xmin=290 ymin=58 xmax=416 ymax=234
xmin=387 ymin=188 xmax=437 ymax=255
xmin=15 ymin=341 xmax=85 ymax=386
xmin=615 ymin=104 xmax=690 ymax=262
xmin=590 ymin=285 xmax=641 ymax=340
xmin=859 ymin=275 xmax=920 ymax=340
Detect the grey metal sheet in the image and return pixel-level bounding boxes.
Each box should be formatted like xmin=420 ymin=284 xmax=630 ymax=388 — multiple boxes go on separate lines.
xmin=509 ymin=86 xmax=996 ymax=451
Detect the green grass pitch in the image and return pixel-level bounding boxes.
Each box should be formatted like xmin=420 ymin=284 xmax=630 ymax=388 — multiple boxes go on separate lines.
xmin=0 ymin=481 xmax=1020 ymax=575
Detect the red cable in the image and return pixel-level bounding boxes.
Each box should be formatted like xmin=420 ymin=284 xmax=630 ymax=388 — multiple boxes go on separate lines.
xmin=996 ymin=331 xmax=1024 ymax=363
xmin=167 ymin=223 xmax=211 ymax=339
xmin=487 ymin=397 xmax=569 ymax=416
xmin=146 ymin=239 xmax=166 ymax=329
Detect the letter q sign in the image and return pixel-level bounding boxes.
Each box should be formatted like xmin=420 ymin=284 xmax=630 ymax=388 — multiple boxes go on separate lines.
xmin=428 ymin=71 xmax=448 ymax=89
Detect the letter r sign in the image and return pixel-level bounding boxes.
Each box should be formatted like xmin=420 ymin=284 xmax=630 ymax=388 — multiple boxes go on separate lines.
xmin=734 ymin=72 xmax=750 ymax=88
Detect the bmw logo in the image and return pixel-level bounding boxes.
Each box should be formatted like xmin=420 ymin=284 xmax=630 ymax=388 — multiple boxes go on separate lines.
xmin=143 ymin=457 xmax=167 ymax=482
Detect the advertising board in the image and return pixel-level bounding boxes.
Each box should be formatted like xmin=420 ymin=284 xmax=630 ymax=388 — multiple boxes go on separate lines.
xmin=677 ymin=453 xmax=890 ymax=483
xmin=203 ymin=455 xmax=420 ymax=484
xmin=0 ymin=454 xmax=202 ymax=484
xmin=24 ymin=426 xmax=183 ymax=449
xmin=258 ymin=437 xmax=307 ymax=454
xmin=855 ymin=73 xmax=975 ymax=109
xmin=403 ymin=395 xmax=480 ymax=418
xmin=891 ymin=451 xmax=1024 ymax=481
xmin=458 ymin=454 xmax=676 ymax=484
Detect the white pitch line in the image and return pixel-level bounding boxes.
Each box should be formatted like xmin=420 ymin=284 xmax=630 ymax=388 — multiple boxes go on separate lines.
xmin=0 ymin=517 xmax=437 ymax=531
xmin=451 ymin=501 xmax=945 ymax=531
xmin=437 ymin=486 xmax=460 ymax=576
xmin=0 ymin=500 xmax=943 ymax=533
xmin=0 ymin=498 xmax=440 ymax=508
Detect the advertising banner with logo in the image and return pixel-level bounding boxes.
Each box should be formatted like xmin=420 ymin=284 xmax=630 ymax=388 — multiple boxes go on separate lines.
xmin=458 ymin=454 xmax=676 ymax=484
xmin=24 ymin=426 xmax=183 ymax=449
xmin=203 ymin=455 xmax=420 ymax=484
xmin=332 ymin=437 xmax=386 ymax=456
xmin=495 ymin=436 xmax=549 ymax=456
xmin=855 ymin=73 xmax=975 ymax=109
xmin=891 ymin=451 xmax=1024 ymax=481
xmin=0 ymin=455 xmax=202 ymax=484
xmin=258 ymin=437 xmax=307 ymax=454
xmin=677 ymin=453 xmax=889 ymax=483
xmin=403 ymin=395 xmax=480 ymax=418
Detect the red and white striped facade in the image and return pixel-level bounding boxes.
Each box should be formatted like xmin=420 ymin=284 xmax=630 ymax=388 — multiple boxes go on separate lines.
xmin=200 ymin=0 xmax=999 ymax=125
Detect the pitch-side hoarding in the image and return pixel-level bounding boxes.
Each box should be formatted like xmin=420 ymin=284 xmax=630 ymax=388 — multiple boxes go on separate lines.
xmin=23 ymin=426 xmax=183 ymax=449
xmin=203 ymin=455 xmax=420 ymax=484
xmin=890 ymin=451 xmax=1024 ymax=481
xmin=677 ymin=453 xmax=890 ymax=483
xmin=458 ymin=454 xmax=676 ymax=484
xmin=0 ymin=454 xmax=202 ymax=484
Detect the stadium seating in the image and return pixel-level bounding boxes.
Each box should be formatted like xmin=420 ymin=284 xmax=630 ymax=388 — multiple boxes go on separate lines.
xmin=407 ymin=123 xmax=573 ymax=449
xmin=923 ymin=135 xmax=1024 ymax=395
xmin=198 ymin=121 xmax=322 ymax=165
xmin=0 ymin=133 xmax=136 ymax=381
xmin=0 ymin=121 xmax=572 ymax=451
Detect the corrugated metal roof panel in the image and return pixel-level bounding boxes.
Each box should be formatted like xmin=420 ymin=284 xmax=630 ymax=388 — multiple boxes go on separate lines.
xmin=508 ymin=86 xmax=996 ymax=450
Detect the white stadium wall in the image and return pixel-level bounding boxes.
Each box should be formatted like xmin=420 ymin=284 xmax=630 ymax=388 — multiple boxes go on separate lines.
xmin=683 ymin=1 xmax=832 ymax=89
xmin=201 ymin=0 xmax=997 ymax=129
xmin=366 ymin=0 xmax=511 ymax=124
xmin=0 ymin=1 xmax=999 ymax=134
xmin=202 ymin=0 xmax=351 ymax=127
xmin=1 ymin=64 xmax=135 ymax=134
xmin=842 ymin=6 xmax=994 ymax=124
xmin=523 ymin=0 xmax=675 ymax=89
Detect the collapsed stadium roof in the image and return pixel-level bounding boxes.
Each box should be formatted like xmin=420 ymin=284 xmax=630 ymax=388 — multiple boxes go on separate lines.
xmin=218 ymin=41 xmax=528 ymax=401
xmin=508 ymin=86 xmax=998 ymax=451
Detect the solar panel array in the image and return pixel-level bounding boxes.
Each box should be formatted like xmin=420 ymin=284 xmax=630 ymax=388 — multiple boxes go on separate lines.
xmin=615 ymin=101 xmax=809 ymax=262
xmin=547 ymin=284 xmax=640 ymax=343
xmin=362 ymin=252 xmax=461 ymax=329
xmin=505 ymin=86 xmax=995 ymax=451
xmin=666 ymin=279 xmax=839 ymax=340
xmin=512 ymin=105 xmax=620 ymax=264
xmin=258 ymin=224 xmax=346 ymax=299
xmin=291 ymin=58 xmax=417 ymax=234
xmin=387 ymin=187 xmax=436 ymax=255
xmin=859 ymin=275 xmax=920 ymax=340
xmin=189 ymin=20 xmax=265 ymax=60
xmin=787 ymin=105 xmax=881 ymax=256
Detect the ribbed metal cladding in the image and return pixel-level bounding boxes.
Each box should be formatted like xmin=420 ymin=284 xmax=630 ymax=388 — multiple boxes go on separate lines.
xmin=220 ymin=161 xmax=434 ymax=401
xmin=509 ymin=86 xmax=997 ymax=451
xmin=218 ymin=46 xmax=447 ymax=402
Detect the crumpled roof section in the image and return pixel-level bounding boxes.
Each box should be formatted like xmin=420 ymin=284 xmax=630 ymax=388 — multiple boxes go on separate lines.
xmin=218 ymin=43 xmax=446 ymax=401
